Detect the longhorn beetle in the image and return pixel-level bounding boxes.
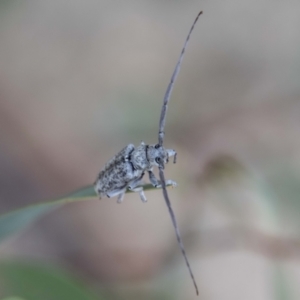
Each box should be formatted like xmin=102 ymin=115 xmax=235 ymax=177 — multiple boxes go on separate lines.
xmin=95 ymin=11 xmax=202 ymax=295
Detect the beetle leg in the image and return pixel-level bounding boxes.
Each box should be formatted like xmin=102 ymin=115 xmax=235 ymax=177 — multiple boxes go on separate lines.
xmin=148 ymin=170 xmax=177 ymax=188
xmin=129 ymin=186 xmax=147 ymax=203
xmin=106 ymin=188 xmax=127 ymax=203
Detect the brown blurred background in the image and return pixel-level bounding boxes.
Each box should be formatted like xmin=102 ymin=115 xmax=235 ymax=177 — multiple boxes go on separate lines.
xmin=0 ymin=0 xmax=300 ymax=299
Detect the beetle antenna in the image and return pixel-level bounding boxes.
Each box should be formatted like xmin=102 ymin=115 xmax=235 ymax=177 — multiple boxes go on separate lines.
xmin=159 ymin=168 xmax=199 ymax=295
xmin=158 ymin=11 xmax=203 ymax=146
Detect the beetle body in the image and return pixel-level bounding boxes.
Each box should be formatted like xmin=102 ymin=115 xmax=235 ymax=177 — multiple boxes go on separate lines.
xmin=94 ymin=142 xmax=176 ymax=203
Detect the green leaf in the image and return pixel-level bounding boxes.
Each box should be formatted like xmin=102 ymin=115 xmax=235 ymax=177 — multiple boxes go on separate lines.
xmin=0 ymin=261 xmax=100 ymax=300
xmin=0 ymin=183 xmax=167 ymax=243
xmin=1 ymin=297 xmax=26 ymax=300
xmin=0 ymin=186 xmax=95 ymax=243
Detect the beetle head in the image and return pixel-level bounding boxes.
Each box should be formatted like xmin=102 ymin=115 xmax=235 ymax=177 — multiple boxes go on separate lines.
xmin=147 ymin=144 xmax=177 ymax=169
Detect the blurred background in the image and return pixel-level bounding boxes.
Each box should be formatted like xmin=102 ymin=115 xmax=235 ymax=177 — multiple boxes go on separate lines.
xmin=0 ymin=0 xmax=300 ymax=299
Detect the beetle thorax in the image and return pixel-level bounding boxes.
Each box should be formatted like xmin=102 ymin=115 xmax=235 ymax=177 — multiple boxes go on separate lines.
xmin=130 ymin=144 xmax=149 ymax=170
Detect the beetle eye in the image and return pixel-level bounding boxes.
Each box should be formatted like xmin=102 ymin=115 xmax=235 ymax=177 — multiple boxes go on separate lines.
xmin=154 ymin=144 xmax=160 ymax=149
xmin=155 ymin=157 xmax=161 ymax=164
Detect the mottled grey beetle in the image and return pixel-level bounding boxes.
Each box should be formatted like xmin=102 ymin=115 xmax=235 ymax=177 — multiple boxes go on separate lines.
xmin=94 ymin=11 xmax=202 ymax=295
xmin=95 ymin=142 xmax=177 ymax=203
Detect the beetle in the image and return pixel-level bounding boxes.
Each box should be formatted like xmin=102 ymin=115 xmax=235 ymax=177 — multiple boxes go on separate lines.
xmin=94 ymin=11 xmax=203 ymax=295
xmin=95 ymin=142 xmax=177 ymax=203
